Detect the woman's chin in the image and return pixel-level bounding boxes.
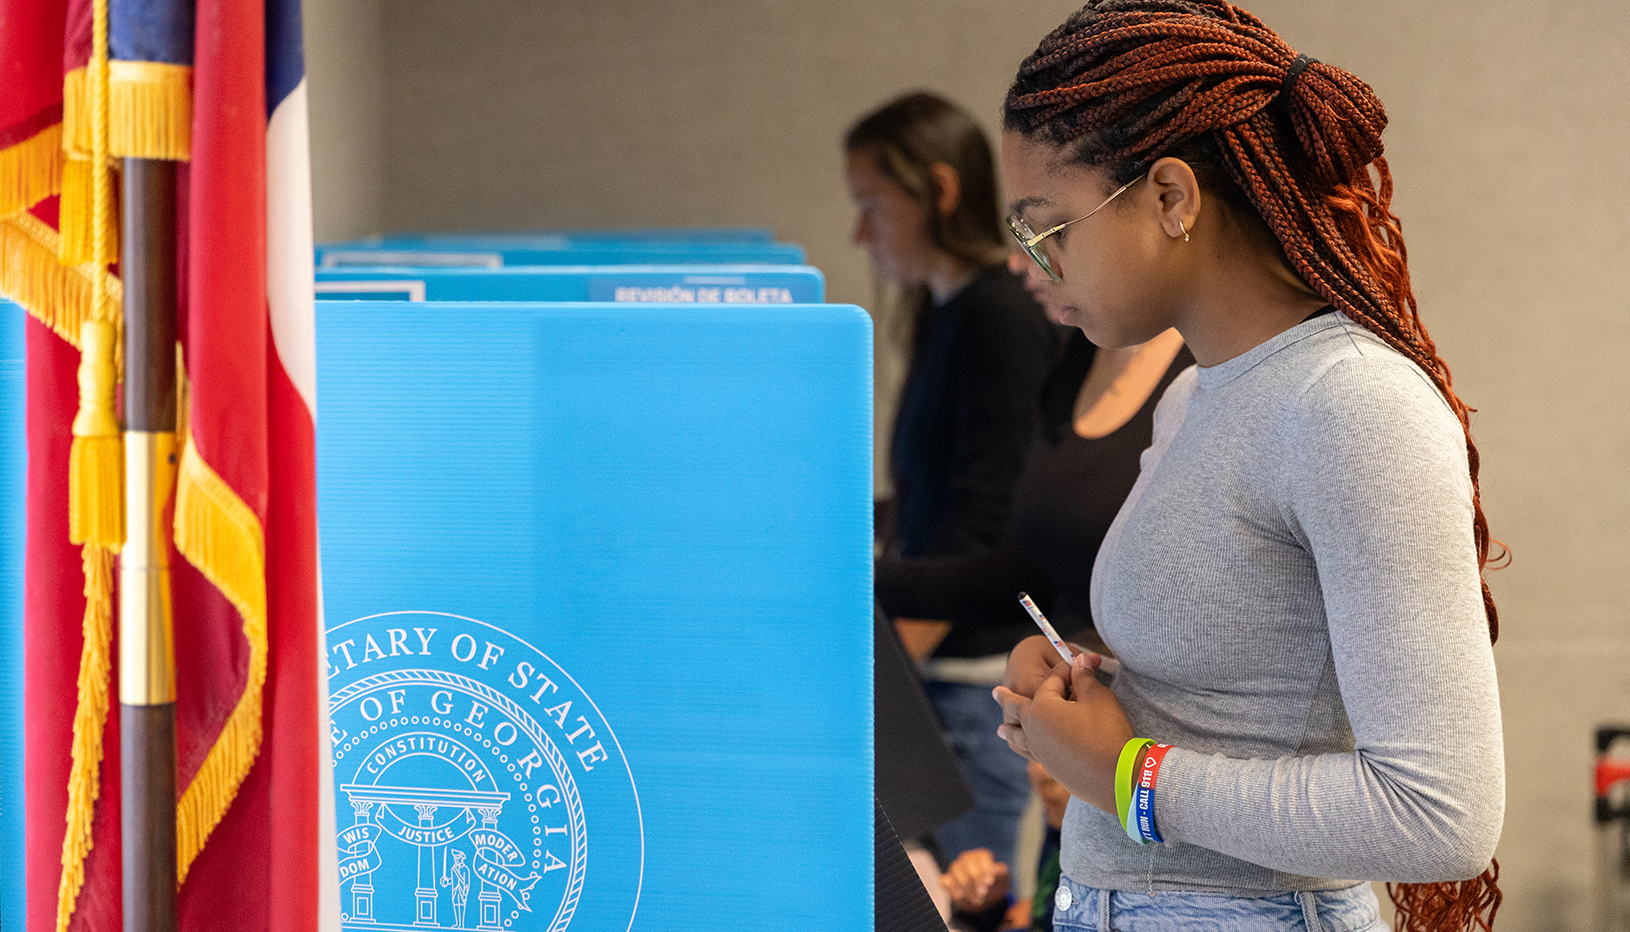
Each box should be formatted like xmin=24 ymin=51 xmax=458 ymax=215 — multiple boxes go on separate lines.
xmin=876 ymin=264 xmax=919 ymax=290
xmin=1060 ymin=306 xmax=1101 ymax=337
xmin=1068 ymin=313 xmax=1138 ymax=349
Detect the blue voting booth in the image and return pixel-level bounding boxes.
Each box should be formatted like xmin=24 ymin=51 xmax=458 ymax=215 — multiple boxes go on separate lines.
xmin=338 ymin=227 xmax=777 ymax=246
xmin=315 ymin=240 xmax=807 ymax=269
xmin=315 ymin=264 xmax=825 ymax=304
xmin=317 ymin=301 xmax=875 ymax=932
xmin=1 ymin=301 xmax=23 ymax=932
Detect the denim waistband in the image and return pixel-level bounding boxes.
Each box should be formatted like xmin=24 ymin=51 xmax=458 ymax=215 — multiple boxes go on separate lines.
xmin=1048 ymin=873 xmax=1386 ymax=932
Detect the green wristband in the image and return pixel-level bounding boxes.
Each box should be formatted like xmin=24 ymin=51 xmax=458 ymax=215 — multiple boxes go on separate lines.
xmin=1115 ymin=738 xmax=1154 ymax=832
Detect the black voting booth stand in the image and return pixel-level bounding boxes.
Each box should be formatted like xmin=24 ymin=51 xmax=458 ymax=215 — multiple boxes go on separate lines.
xmin=875 ymin=607 xmax=976 ymax=930
xmin=876 ymin=797 xmax=952 ymax=932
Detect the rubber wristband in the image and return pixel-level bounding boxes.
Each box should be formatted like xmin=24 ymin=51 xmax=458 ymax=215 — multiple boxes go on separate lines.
xmin=1115 ymin=738 xmax=1153 ymax=837
xmin=1130 ymin=745 xmax=1155 ymax=843
xmin=1132 ymin=743 xmax=1172 ymax=844
xmin=1131 ymin=785 xmax=1153 ymax=843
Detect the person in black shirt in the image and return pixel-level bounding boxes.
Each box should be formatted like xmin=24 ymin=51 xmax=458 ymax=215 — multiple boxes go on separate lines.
xmin=876 ymin=253 xmax=1192 ymax=655
xmin=846 ymin=92 xmax=1055 ymax=875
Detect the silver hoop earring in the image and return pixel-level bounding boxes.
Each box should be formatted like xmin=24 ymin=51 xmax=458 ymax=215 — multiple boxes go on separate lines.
xmin=1178 ymin=220 xmax=1191 ymax=243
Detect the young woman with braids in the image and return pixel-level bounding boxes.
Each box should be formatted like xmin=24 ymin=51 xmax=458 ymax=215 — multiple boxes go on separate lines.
xmin=990 ymin=3 xmax=1505 ymax=931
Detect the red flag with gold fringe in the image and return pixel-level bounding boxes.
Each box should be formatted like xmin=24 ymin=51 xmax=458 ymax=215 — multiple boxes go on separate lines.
xmin=2 ymin=0 xmax=339 ymax=928
xmin=6 ymin=1 xmax=128 ymax=929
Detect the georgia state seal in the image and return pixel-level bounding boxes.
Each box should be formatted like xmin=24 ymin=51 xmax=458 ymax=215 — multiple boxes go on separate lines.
xmin=328 ymin=612 xmax=643 ymax=932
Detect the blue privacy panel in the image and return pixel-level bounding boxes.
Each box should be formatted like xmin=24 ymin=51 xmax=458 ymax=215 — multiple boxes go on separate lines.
xmin=316 ymin=302 xmax=874 ymax=932
xmin=315 ymin=241 xmax=806 ymax=269
xmin=315 ymin=265 xmax=824 ymax=304
xmin=0 ymin=302 xmax=22 ymax=932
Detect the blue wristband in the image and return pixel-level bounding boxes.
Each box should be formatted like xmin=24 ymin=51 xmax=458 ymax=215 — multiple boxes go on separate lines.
xmin=1133 ymin=783 xmax=1162 ymax=844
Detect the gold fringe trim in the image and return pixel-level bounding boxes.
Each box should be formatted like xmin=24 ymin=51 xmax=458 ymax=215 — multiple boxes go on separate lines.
xmin=54 ymin=157 xmax=117 ymax=269
xmin=62 ymin=68 xmax=88 ymax=158
xmin=55 ymin=545 xmax=115 ymax=932
xmin=0 ymin=211 xmax=123 ymax=349
xmin=172 ymin=437 xmax=268 ymax=883
xmin=109 ymin=61 xmax=192 ymax=161
xmin=57 ymin=59 xmax=120 ymax=275
xmin=0 ymin=123 xmax=64 ymax=218
xmin=57 ymin=157 xmax=92 ymax=266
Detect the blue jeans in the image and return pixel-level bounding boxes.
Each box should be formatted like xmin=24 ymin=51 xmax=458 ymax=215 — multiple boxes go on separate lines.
xmin=924 ymin=679 xmax=1032 ymax=868
xmin=1050 ymin=874 xmax=1389 ymax=931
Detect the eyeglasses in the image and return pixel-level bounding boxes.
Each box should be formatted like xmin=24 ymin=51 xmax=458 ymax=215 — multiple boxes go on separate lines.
xmin=1006 ymin=174 xmax=1143 ymax=283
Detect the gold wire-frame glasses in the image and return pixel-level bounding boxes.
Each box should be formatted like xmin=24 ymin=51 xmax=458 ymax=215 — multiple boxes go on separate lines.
xmin=1006 ymin=174 xmax=1143 ymax=283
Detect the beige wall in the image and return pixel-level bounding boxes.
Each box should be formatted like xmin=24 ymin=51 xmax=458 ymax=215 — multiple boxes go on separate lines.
xmin=304 ymin=0 xmax=385 ymax=241
xmin=304 ymin=2 xmax=1630 ymax=929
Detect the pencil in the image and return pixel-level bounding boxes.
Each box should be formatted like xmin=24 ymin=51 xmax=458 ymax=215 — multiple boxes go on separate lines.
xmin=1017 ymin=591 xmax=1074 ymax=663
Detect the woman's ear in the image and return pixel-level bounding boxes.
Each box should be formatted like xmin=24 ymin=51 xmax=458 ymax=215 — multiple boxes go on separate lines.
xmin=1146 ymin=156 xmax=1202 ymax=242
xmin=928 ymin=162 xmax=962 ymax=218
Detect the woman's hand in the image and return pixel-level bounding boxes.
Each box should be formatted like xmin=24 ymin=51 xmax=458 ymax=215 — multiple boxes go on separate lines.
xmin=1000 ymin=634 xmax=1071 ymax=701
xmin=993 ymin=651 xmax=1133 ymax=814
xmin=992 ymin=635 xmax=1078 ymax=764
xmin=894 ymin=618 xmax=952 ymax=663
xmin=940 ymin=847 xmax=1010 ymax=914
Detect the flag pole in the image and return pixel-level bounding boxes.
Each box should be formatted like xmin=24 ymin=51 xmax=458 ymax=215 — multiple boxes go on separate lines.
xmin=120 ymin=156 xmax=180 ymax=932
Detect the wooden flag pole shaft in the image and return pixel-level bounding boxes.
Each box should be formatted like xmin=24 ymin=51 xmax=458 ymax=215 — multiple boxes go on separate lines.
xmin=120 ymin=156 xmax=179 ymax=932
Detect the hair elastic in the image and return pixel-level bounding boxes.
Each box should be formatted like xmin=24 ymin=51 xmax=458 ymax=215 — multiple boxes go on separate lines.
xmin=1279 ymin=53 xmax=1319 ymax=104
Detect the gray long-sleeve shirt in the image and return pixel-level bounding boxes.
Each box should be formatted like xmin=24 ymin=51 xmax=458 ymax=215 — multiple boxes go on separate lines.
xmin=1065 ymin=313 xmax=1504 ymax=895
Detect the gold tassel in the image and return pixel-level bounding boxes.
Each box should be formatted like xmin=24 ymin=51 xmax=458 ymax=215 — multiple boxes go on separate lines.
xmin=0 ymin=211 xmax=123 ymax=350
xmin=68 ymin=436 xmax=123 ymax=546
xmin=108 ymin=61 xmax=193 ymax=161
xmin=63 ymin=49 xmax=122 ymax=553
xmin=0 ymin=123 xmax=64 ymax=218
xmin=69 ymin=323 xmax=123 ymax=547
xmin=172 ymin=438 xmax=268 ymax=883
xmin=56 ymin=5 xmax=121 ymax=931
xmin=54 ymin=545 xmax=114 ymax=932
